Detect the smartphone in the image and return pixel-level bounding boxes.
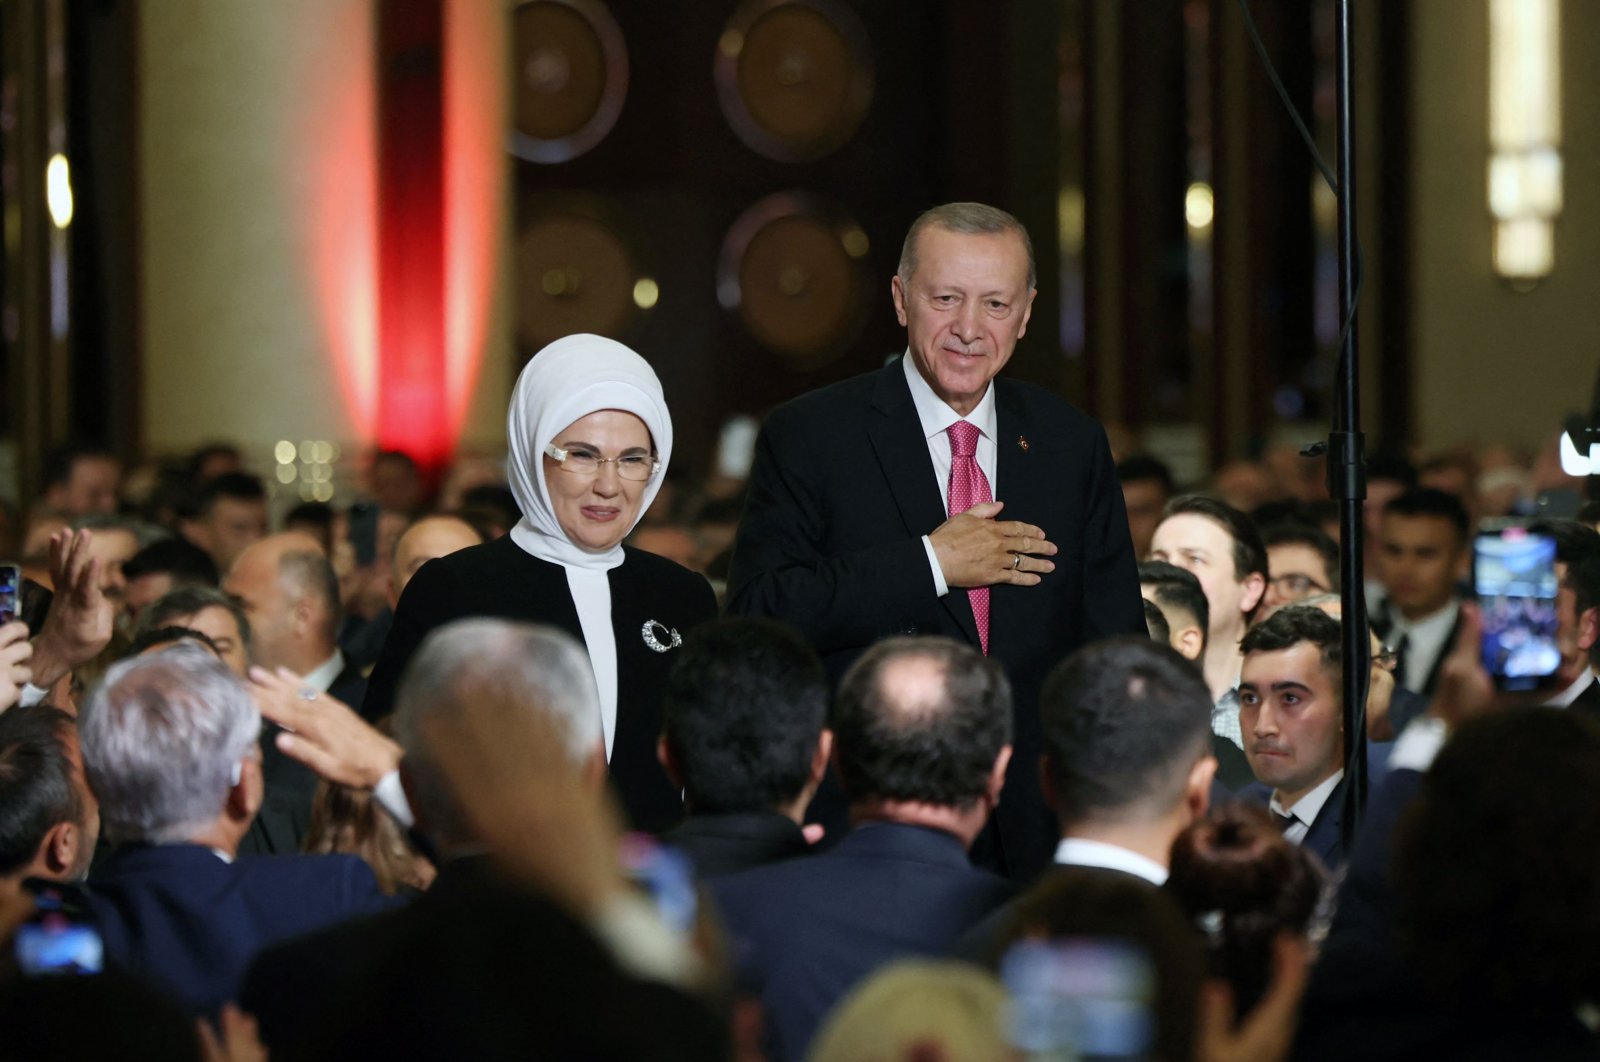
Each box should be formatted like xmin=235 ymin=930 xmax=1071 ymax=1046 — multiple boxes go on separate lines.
xmin=1473 ymin=526 xmax=1561 ymax=691
xmin=0 ymin=564 xmax=19 ymax=625
xmin=347 ymin=501 xmax=380 ymax=567
xmin=1000 ymin=937 xmax=1156 ymax=1059
xmin=14 ymin=881 xmax=103 ymax=976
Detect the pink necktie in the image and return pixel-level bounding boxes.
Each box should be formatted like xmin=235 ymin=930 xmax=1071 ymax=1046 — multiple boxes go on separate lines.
xmin=946 ymin=420 xmax=991 ymax=654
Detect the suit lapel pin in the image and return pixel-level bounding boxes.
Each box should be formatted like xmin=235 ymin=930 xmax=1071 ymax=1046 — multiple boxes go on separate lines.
xmin=641 ymin=619 xmax=682 ymax=653
xmin=1017 ymin=436 xmax=1029 ymax=452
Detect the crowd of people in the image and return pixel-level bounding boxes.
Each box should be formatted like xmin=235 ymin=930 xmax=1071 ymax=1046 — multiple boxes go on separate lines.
xmin=1 ymin=201 xmax=1599 ymax=1061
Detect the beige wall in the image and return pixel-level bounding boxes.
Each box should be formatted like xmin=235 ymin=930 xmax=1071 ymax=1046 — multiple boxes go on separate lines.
xmin=139 ymin=0 xmax=512 ymax=471
xmin=1410 ymin=0 xmax=1600 ymax=453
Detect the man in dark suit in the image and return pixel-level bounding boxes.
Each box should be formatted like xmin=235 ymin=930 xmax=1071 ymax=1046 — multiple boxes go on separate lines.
xmin=727 ymin=202 xmax=1145 ymax=879
xmin=244 ymin=618 xmax=724 ymax=1060
xmin=1236 ymin=606 xmax=1350 ymax=871
xmin=657 ymin=618 xmax=830 ymax=879
xmin=224 ymin=532 xmax=366 ymax=854
xmin=1370 ymin=489 xmax=1471 ymax=702
xmin=78 ymin=645 xmax=391 ymax=1015
xmin=710 ymin=636 xmax=1017 ymax=1062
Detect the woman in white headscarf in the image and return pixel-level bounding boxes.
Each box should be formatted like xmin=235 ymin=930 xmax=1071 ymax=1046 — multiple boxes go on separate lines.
xmin=363 ymin=334 xmax=717 ymax=831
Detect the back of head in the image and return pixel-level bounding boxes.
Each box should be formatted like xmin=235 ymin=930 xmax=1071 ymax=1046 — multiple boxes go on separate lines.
xmin=1530 ymin=517 xmax=1600 ymax=569
xmin=121 ymin=536 xmax=220 ymax=588
xmin=0 ymin=706 xmax=83 ymax=878
xmin=992 ymin=866 xmax=1204 ymax=1062
xmin=806 ymin=960 xmax=1010 ymax=1062
xmin=1117 ymin=454 xmax=1176 ymax=494
xmin=80 ymin=645 xmax=260 ymax=844
xmin=392 ymin=619 xmax=599 ymax=849
xmin=898 ymin=201 xmax=1036 ymax=289
xmin=662 ymin=617 xmax=826 ymax=815
xmin=1394 ymin=708 xmax=1600 ymax=1008
xmin=278 ymin=546 xmax=343 ymax=647
xmin=1138 ymin=560 xmax=1210 ymax=636
xmin=197 ymin=471 xmax=266 ymax=514
xmin=1167 ymin=804 xmax=1325 ymax=1014
xmin=1040 ymin=636 xmax=1211 ymax=827
xmin=832 ymin=636 xmax=1012 ymax=807
xmin=1143 ymin=599 xmax=1171 ymax=645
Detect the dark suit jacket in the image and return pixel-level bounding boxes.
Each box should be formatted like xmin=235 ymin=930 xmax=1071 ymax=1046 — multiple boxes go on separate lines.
xmin=243 ymin=857 xmax=729 ymax=1062
xmin=726 ymin=363 xmax=1145 ymax=877
xmin=1373 ymin=602 xmax=1464 ymax=701
xmin=241 ymin=660 xmax=369 ymax=858
xmin=1239 ymin=776 xmax=1347 ymax=871
xmin=363 ymin=536 xmax=717 ymax=833
xmin=84 ymin=843 xmax=392 ymax=1015
xmin=710 ymin=822 xmax=1016 ymax=1062
xmin=661 ymin=811 xmax=811 ymax=880
xmin=1569 ymin=676 xmax=1600 ymax=722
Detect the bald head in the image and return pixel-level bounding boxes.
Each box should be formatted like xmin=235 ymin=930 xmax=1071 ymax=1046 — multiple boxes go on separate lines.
xmin=223 ymin=532 xmax=341 ymax=673
xmin=390 ymin=515 xmax=482 ymax=607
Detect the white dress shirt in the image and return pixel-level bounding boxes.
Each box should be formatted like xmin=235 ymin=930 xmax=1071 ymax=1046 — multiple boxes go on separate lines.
xmin=299 ymin=650 xmax=347 ymax=695
xmin=1053 ymin=837 xmax=1169 ymax=886
xmin=1386 ymin=600 xmax=1460 ymax=695
xmin=1545 ymin=666 xmax=1596 ymax=708
xmin=902 ymin=352 xmax=997 ymax=598
xmin=1269 ymin=769 xmax=1344 ymax=846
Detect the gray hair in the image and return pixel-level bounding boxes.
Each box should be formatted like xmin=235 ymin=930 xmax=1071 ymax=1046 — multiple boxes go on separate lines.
xmin=392 ymin=619 xmax=600 ymax=848
xmin=79 ymin=644 xmax=261 ymax=844
xmin=896 ymin=202 xmax=1036 ymax=290
xmin=278 ymin=548 xmax=342 ymax=647
xmin=72 ymin=514 xmax=168 ymax=549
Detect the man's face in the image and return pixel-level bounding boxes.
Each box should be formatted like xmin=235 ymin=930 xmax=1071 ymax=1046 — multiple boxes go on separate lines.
xmin=205 ymin=497 xmax=269 ymax=572
xmin=1554 ymin=561 xmax=1587 ymax=685
xmin=172 ymin=606 xmax=249 ymax=676
xmin=1377 ymin=514 xmax=1465 ymax=620
xmin=223 ymin=547 xmax=295 ymax=671
xmin=123 ymin=572 xmax=175 ymax=625
xmin=1149 ymin=514 xmax=1261 ymax=636
xmin=891 ymin=226 xmax=1036 ymax=417
xmin=55 ymin=457 xmax=120 ymax=517
xmin=1239 ymin=641 xmax=1344 ymax=805
xmin=1265 ymin=542 xmax=1334 ymax=610
xmin=1123 ymin=479 xmax=1168 ymax=560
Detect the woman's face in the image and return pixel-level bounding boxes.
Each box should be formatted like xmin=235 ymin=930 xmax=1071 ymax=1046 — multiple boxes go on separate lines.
xmin=543 ymin=409 xmax=654 ymax=552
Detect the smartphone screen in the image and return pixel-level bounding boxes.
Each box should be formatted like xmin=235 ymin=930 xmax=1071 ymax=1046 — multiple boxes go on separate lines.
xmin=0 ymin=564 xmax=18 ymax=625
xmin=1000 ymin=937 xmax=1156 ymax=1059
xmin=15 ymin=882 xmax=103 ymax=976
xmin=1474 ymin=528 xmax=1561 ymax=691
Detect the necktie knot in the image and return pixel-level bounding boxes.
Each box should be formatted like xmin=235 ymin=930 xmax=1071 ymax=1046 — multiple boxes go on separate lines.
xmin=947 ymin=420 xmax=980 ymax=458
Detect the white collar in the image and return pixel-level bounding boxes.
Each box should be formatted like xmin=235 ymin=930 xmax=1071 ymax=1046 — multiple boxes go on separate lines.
xmin=901 ymin=352 xmax=997 ymax=444
xmin=1545 ymin=667 xmax=1597 ymax=708
xmin=1053 ymin=837 xmax=1168 ymax=885
xmin=1386 ymin=599 xmax=1459 ymax=637
xmin=1270 ymin=768 xmax=1344 ymax=825
xmin=299 ymin=650 xmax=346 ymax=694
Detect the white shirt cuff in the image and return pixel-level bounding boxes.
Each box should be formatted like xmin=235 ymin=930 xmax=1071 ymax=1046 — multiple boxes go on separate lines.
xmin=922 ymin=535 xmax=950 ymax=597
xmin=373 ymin=769 xmax=415 ymax=829
xmin=1388 ymin=716 xmax=1447 ymax=773
xmin=19 ymin=682 xmax=48 ymax=708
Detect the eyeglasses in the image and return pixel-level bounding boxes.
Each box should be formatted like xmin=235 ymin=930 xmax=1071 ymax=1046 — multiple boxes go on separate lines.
xmin=544 ymin=443 xmax=660 ymax=482
xmin=1267 ymin=573 xmax=1329 ymax=597
xmin=1372 ymin=644 xmax=1400 ymax=672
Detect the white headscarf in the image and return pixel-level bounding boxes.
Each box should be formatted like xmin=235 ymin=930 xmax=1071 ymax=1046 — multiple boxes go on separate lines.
xmin=507 ymin=334 xmax=673 ymax=572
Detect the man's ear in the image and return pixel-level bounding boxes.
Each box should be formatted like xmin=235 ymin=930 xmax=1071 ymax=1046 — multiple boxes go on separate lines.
xmin=985 ymin=745 xmax=1013 ymax=808
xmin=809 ymin=729 xmax=834 ymax=787
xmin=39 ymin=821 xmax=79 ymax=877
xmin=1240 ymin=572 xmax=1268 ymax=617
xmin=1187 ymin=755 xmax=1218 ymax=821
xmin=890 ymin=275 xmax=909 ymax=327
xmin=1174 ymin=623 xmax=1206 ymax=662
xmin=227 ymin=756 xmax=263 ymax=822
xmin=1579 ymin=606 xmax=1600 ymax=654
xmin=657 ymin=735 xmax=683 ymax=790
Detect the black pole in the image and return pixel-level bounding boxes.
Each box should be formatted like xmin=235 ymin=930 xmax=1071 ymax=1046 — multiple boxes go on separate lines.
xmin=1332 ymin=0 xmax=1368 ymax=849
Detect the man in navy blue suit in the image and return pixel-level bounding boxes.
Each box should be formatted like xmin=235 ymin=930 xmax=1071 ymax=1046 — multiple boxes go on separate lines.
xmin=79 ymin=644 xmax=390 ymax=1015
xmin=711 ymin=635 xmax=1017 ymax=1062
xmin=728 ymin=203 xmax=1145 ymax=878
xmin=1236 ymin=606 xmax=1349 ymax=870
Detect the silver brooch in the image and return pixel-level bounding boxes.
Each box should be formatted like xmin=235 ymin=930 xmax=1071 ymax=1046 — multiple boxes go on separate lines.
xmin=641 ymin=620 xmax=683 ymax=653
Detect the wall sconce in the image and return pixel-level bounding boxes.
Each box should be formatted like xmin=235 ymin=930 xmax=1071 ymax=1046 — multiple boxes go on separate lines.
xmin=1488 ymin=0 xmax=1561 ymax=284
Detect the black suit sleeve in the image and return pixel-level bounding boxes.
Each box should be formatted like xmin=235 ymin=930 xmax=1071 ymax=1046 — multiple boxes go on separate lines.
xmin=726 ymin=414 xmax=945 ymax=654
xmin=1075 ymin=423 xmax=1148 ymax=641
xmin=361 ymin=556 xmax=464 ymax=722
